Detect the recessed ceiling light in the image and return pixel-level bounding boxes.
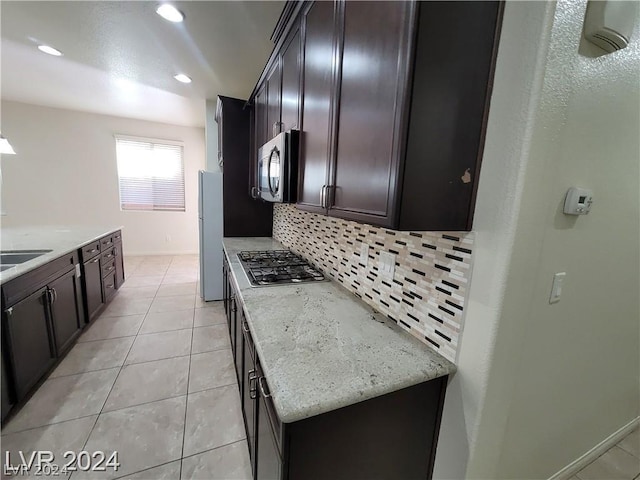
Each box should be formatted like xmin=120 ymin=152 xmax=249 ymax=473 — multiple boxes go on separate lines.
xmin=38 ymin=45 xmax=63 ymax=56
xmin=156 ymin=4 xmax=184 ymax=22
xmin=174 ymin=74 xmax=192 ymax=84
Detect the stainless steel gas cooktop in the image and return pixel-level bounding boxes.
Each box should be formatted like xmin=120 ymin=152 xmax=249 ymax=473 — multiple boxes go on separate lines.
xmin=237 ymin=250 xmax=325 ymax=287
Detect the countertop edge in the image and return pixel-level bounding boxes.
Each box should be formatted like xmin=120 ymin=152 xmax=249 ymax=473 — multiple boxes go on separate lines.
xmin=0 ymin=226 xmax=124 ymax=285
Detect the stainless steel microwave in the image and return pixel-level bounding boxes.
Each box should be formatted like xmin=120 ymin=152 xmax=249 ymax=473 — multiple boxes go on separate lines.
xmin=256 ymin=130 xmax=299 ymax=203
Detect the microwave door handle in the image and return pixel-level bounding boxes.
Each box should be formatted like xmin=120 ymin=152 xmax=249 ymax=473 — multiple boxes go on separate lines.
xmin=267 ymin=146 xmax=279 ymax=197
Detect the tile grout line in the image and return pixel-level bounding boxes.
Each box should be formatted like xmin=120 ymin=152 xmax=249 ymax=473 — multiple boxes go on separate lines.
xmin=178 ymin=302 xmax=196 ymax=480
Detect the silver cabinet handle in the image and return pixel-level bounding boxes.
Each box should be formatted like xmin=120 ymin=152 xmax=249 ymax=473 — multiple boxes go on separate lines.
xmin=248 ymin=369 xmax=257 ymax=399
xmin=48 ymin=287 xmax=57 ymax=304
xmin=258 ymin=377 xmax=271 ymax=398
xmin=272 ymin=121 xmax=283 ymax=138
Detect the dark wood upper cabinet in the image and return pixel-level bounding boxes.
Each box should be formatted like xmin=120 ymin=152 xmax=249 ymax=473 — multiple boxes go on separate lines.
xmin=296 ymin=0 xmax=337 ymax=213
xmin=251 ymin=0 xmax=502 ymax=231
xmin=217 ymin=95 xmax=273 ymax=237
xmin=280 ymin=26 xmax=302 ymax=132
xmin=265 ymin=61 xmax=282 ymax=140
xmin=398 ymin=1 xmax=502 ymax=230
xmin=329 ymin=1 xmax=413 ymax=225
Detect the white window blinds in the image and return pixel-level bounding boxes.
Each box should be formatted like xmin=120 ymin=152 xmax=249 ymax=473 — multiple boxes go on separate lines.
xmin=115 ymin=136 xmax=185 ymax=212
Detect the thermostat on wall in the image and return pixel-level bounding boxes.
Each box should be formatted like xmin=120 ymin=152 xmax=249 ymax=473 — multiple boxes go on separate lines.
xmin=563 ymin=187 xmax=594 ymax=215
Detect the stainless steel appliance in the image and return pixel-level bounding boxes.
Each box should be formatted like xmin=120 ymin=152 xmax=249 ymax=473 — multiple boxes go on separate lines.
xmin=256 ymin=130 xmax=299 ymax=203
xmin=237 ymin=250 xmax=325 ymax=286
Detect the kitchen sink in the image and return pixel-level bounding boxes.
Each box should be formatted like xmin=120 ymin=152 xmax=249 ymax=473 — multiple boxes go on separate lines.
xmin=0 ymin=250 xmax=53 ymax=265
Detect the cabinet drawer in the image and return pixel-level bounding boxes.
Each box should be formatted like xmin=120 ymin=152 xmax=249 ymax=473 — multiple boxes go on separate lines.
xmin=100 ymin=235 xmax=114 ymax=250
xmin=101 ymin=258 xmax=116 ymax=278
xmin=81 ymin=241 xmax=101 ymax=262
xmin=101 ymin=246 xmax=116 ymax=262
xmin=102 ymin=272 xmax=117 ymax=303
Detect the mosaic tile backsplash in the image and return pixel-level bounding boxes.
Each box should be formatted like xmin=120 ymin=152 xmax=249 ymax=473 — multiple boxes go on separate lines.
xmin=273 ymin=204 xmax=475 ymax=363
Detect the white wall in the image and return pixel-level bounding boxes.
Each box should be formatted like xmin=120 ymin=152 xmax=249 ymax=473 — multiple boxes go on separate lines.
xmin=435 ymin=1 xmax=640 ymax=478
xmin=0 ymin=100 xmax=205 ymax=255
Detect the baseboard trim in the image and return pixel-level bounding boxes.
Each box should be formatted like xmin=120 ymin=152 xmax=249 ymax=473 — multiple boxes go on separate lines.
xmin=548 ymin=416 xmax=640 ymax=480
xmin=124 ymin=250 xmax=199 ymax=256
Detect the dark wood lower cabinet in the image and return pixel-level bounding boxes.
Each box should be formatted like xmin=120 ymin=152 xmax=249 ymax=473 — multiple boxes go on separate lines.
xmin=3 ymin=287 xmax=56 ymax=401
xmin=2 ymin=233 xmax=126 ymax=424
xmin=256 ymin=362 xmax=283 ymax=480
xmin=224 ymin=256 xmax=448 ymax=480
xmin=113 ymin=241 xmax=125 ymax=289
xmin=49 ymin=269 xmax=83 ymax=355
xmin=83 ymin=256 xmax=103 ymax=322
xmin=242 ymin=324 xmax=257 ymax=472
xmin=1 ymin=355 xmax=13 ymax=423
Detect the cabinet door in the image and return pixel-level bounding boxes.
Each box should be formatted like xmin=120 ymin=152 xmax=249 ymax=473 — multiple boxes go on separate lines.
xmin=1 ymin=353 xmax=14 ymax=422
xmin=255 ymin=84 xmax=269 ymax=155
xmin=266 ymin=61 xmax=282 ymax=140
xmin=113 ymin=242 xmax=125 ymax=289
xmin=297 ymin=1 xmax=336 ymax=212
xmin=235 ymin=309 xmax=245 ymax=389
xmin=329 ymin=1 xmax=412 ymax=227
xmin=256 ymin=365 xmax=282 ymax=480
xmin=242 ymin=326 xmax=257 ymax=472
xmin=280 ymin=26 xmax=302 ymax=132
xmin=83 ymin=257 xmax=103 ymax=321
xmin=50 ymin=269 xmax=83 ymax=355
xmin=4 ymin=287 xmax=56 ymax=401
xmin=230 ymin=296 xmax=237 ymax=355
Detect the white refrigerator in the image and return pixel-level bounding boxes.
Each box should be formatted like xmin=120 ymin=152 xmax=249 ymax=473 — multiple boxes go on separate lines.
xmin=198 ymin=170 xmax=223 ymax=301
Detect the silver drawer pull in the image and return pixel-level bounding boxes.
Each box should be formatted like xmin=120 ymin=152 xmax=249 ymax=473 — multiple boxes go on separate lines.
xmin=258 ymin=377 xmax=271 ymax=398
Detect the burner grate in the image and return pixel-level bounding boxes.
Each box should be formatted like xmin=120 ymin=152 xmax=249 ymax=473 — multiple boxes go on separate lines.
xmin=238 ymin=250 xmax=325 ymax=286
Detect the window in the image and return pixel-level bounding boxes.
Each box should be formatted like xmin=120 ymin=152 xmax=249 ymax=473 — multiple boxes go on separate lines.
xmin=115 ymin=136 xmax=185 ymax=212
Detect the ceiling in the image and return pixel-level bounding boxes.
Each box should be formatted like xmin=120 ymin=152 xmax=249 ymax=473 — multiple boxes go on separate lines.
xmin=0 ymin=1 xmax=284 ymax=127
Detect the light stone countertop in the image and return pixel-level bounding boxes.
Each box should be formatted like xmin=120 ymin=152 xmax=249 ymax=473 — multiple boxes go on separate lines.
xmin=0 ymin=226 xmax=123 ymax=285
xmin=223 ymin=237 xmax=457 ymax=424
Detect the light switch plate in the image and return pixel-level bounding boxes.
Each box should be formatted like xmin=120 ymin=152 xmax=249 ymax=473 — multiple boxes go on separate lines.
xmin=360 ymin=243 xmax=369 ymax=267
xmin=549 ymin=272 xmax=566 ymax=304
xmin=379 ymin=251 xmax=395 ymax=278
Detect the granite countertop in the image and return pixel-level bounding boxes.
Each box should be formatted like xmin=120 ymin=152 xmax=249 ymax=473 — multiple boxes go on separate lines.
xmin=0 ymin=226 xmax=123 ymax=285
xmin=223 ymin=237 xmax=457 ymax=424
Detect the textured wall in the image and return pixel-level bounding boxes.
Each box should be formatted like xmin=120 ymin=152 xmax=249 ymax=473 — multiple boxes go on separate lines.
xmin=273 ymin=204 xmax=474 ymax=363
xmin=1 ymin=101 xmax=205 ymax=255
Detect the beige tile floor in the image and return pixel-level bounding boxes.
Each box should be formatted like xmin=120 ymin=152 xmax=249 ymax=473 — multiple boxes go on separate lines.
xmin=571 ymin=426 xmax=640 ymax=480
xmin=1 ymin=255 xmax=638 ymax=480
xmin=1 ymin=255 xmax=251 ymax=480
